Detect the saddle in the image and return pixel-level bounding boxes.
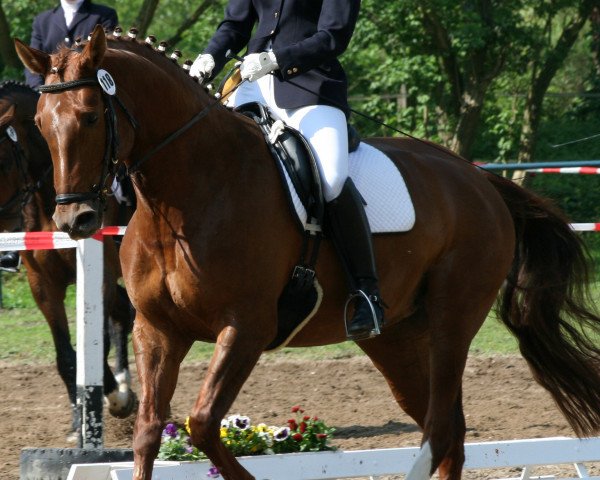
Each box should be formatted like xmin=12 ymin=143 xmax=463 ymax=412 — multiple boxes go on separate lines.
xmin=235 ymin=102 xmax=361 ymax=350
xmin=235 ymin=102 xmax=360 ymax=233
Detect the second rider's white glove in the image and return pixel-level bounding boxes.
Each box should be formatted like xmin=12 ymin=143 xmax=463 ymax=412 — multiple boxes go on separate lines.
xmin=190 ymin=53 xmax=215 ymax=79
xmin=240 ymin=52 xmax=279 ymax=82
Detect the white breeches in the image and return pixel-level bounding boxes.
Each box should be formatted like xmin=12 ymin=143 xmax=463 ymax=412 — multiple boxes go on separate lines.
xmin=228 ymin=74 xmax=349 ymax=201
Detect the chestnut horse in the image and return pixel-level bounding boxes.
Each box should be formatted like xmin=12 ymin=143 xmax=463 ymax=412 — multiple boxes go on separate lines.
xmin=0 ymin=80 xmax=136 ymax=440
xmin=16 ymin=26 xmax=600 ymax=480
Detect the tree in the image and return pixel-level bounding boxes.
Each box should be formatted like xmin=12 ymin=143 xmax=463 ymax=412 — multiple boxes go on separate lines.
xmin=166 ymin=0 xmax=218 ymax=47
xmin=0 ymin=2 xmax=21 ymax=72
xmin=347 ymin=0 xmax=533 ymax=160
xmin=133 ymin=0 xmax=159 ymax=38
xmin=517 ymin=0 xmax=600 ymax=164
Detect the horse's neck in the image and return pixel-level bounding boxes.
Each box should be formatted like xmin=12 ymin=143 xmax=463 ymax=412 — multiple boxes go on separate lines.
xmin=113 ymin=68 xmax=247 ymax=200
xmin=103 ymin=50 xmax=265 ymax=218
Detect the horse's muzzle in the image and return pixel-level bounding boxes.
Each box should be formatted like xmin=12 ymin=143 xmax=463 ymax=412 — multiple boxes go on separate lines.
xmin=53 ymin=202 xmax=103 ymax=240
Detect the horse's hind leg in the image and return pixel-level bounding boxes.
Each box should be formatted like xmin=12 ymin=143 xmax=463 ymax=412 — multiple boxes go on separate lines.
xmin=414 ymin=267 xmax=503 ymax=480
xmin=25 ymin=265 xmax=80 ymax=438
xmin=362 ymin=269 xmax=502 ymax=480
xmin=131 ymin=312 xmax=191 ymax=480
xmin=358 ymin=310 xmax=431 ymax=430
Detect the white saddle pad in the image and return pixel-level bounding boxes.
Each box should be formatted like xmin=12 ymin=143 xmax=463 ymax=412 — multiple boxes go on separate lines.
xmin=283 ymin=142 xmax=415 ymax=233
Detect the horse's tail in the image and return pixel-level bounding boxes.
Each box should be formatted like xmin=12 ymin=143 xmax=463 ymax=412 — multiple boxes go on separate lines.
xmin=486 ymin=171 xmax=600 ymax=436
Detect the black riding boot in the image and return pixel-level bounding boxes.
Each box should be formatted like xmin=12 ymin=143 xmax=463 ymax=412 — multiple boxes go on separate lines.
xmin=327 ymin=178 xmax=383 ymax=341
xmin=0 ymin=251 xmax=20 ymax=273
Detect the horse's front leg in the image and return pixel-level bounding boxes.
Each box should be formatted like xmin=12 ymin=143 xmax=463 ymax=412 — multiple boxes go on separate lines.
xmin=188 ymin=322 xmax=272 ymax=480
xmin=131 ymin=313 xmax=191 ymax=480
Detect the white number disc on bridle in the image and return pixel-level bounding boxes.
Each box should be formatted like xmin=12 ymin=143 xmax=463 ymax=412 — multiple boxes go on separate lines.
xmin=6 ymin=126 xmax=17 ymax=142
xmin=97 ymin=69 xmax=116 ymax=95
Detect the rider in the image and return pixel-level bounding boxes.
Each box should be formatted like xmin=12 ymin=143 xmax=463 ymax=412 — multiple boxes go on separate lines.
xmin=190 ymin=0 xmax=383 ymax=340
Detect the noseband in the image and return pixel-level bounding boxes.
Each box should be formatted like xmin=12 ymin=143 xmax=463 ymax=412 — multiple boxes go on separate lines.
xmin=38 ymin=75 xmax=137 ymax=206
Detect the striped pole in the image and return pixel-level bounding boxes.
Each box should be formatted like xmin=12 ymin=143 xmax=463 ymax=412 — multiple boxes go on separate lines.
xmin=76 ymin=237 xmax=104 ymax=448
xmin=529 ymin=166 xmax=600 ymax=174
xmin=477 ymin=159 xmax=600 ymax=171
xmin=0 ymin=227 xmax=127 ymax=449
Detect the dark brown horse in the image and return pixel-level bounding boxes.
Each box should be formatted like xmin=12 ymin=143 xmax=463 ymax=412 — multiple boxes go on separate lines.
xmin=15 ymin=26 xmax=600 ymax=480
xmin=0 ymin=80 xmax=136 ymax=441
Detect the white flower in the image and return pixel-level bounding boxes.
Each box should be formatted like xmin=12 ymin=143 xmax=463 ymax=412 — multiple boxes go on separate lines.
xmin=272 ymin=426 xmax=291 ymax=442
xmin=220 ymin=419 xmax=230 ymax=428
xmin=233 ymin=415 xmax=251 ymax=430
xmin=226 ymin=414 xmax=251 ymax=430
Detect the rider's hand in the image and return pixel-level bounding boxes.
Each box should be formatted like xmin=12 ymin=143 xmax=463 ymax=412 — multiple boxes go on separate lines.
xmin=240 ymin=52 xmax=278 ymax=82
xmin=190 ymin=53 xmax=215 ymax=79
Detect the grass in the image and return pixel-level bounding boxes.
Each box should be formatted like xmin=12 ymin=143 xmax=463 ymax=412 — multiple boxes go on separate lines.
xmin=0 ymin=268 xmax=519 ymax=365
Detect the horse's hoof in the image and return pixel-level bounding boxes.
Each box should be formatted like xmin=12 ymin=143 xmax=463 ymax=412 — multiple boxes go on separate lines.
xmin=106 ymin=389 xmax=138 ymax=419
xmin=66 ymin=430 xmax=79 ymax=444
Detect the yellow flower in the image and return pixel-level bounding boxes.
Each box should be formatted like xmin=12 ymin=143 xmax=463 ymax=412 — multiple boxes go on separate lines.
xmin=256 ymin=423 xmax=268 ymax=432
xmin=185 ymin=416 xmax=192 ymax=436
xmin=220 ymin=427 xmax=228 ymax=438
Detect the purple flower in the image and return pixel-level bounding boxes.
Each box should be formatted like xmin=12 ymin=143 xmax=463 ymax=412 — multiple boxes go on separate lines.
xmin=186 ymin=446 xmax=195 ymax=454
xmin=230 ymin=415 xmax=251 ymax=430
xmin=207 ymin=465 xmax=221 ymax=478
xmin=163 ymin=423 xmax=178 ymax=438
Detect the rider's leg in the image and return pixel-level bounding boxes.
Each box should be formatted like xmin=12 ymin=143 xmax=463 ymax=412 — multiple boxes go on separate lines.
xmin=231 ymin=78 xmax=384 ymax=340
xmin=287 ymin=104 xmax=384 ymax=341
xmin=325 ymin=177 xmax=383 ymax=340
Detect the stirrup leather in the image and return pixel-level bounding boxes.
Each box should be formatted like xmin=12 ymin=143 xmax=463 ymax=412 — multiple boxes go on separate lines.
xmin=343 ymin=289 xmax=382 ymax=338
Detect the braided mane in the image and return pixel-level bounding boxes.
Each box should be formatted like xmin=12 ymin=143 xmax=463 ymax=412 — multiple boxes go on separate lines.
xmin=0 ymin=80 xmax=39 ymax=100
xmin=52 ymin=27 xmax=209 ymax=94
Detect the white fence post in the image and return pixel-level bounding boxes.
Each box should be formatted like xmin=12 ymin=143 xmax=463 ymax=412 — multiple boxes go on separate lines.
xmin=76 ymin=237 xmax=104 ymax=449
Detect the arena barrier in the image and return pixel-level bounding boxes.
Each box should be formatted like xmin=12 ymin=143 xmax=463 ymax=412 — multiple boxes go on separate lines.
xmin=477 ymin=159 xmax=600 ymax=171
xmin=0 ymin=220 xmax=598 ymax=448
xmin=3 ymin=221 xmax=600 ymax=478
xmin=0 ymin=227 xmax=125 ymax=449
xmin=65 ymin=437 xmax=600 ymax=480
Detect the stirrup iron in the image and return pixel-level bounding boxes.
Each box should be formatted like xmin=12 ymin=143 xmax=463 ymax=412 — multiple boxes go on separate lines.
xmin=343 ymin=289 xmax=381 ymax=340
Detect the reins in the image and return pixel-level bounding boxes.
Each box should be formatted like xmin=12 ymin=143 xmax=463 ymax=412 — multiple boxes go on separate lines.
xmin=127 ymin=92 xmax=224 ymax=175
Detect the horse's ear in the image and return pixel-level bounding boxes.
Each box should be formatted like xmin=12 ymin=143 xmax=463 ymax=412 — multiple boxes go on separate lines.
xmin=0 ymin=105 xmax=16 ymax=128
xmin=80 ymin=25 xmax=107 ymax=70
xmin=14 ymin=39 xmax=50 ymax=76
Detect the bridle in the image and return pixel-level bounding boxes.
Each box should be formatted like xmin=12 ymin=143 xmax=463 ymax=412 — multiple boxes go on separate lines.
xmin=37 ymin=70 xmax=224 ymax=206
xmin=0 ymin=126 xmax=51 ymax=221
xmin=38 ymin=76 xmax=137 ymax=206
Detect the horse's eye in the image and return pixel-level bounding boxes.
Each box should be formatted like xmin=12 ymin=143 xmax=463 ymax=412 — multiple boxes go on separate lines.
xmin=84 ymin=113 xmax=99 ymax=126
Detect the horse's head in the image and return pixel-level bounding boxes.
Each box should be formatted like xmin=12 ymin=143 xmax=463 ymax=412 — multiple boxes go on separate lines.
xmin=0 ymin=101 xmax=26 ymax=232
xmin=15 ymin=25 xmax=113 ymax=239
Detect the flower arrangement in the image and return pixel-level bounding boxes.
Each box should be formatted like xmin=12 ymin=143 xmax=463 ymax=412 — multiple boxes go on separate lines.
xmin=158 ymin=405 xmax=335 ymax=463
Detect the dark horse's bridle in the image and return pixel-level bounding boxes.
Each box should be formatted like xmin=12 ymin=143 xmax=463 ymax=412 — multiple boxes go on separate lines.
xmin=38 ymin=72 xmax=223 ymax=206
xmin=0 ymin=126 xmax=51 ymax=221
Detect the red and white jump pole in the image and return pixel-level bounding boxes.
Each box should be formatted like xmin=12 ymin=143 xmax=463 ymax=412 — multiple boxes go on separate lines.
xmin=0 ymin=227 xmax=126 ymax=448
